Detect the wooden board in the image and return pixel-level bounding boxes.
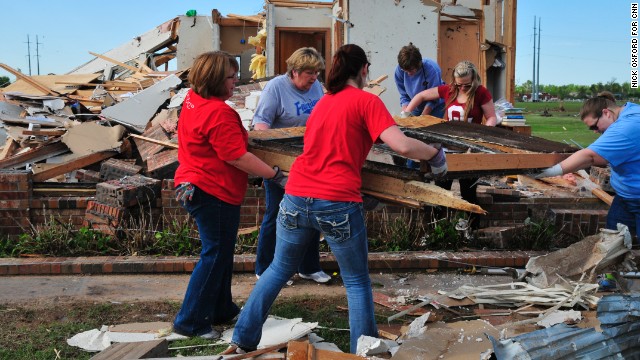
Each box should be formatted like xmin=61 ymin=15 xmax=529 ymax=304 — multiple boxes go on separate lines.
xmin=249 ymin=147 xmax=486 ymax=214
xmin=32 ymin=151 xmax=117 ymax=182
xmin=287 ymin=340 xmax=363 ymax=360
xmin=89 ymin=339 xmax=167 ymax=359
xmin=1 ymin=73 xmax=101 ymax=95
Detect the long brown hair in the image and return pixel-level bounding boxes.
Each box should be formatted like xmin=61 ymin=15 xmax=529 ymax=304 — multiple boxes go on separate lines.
xmin=326 ymin=44 xmax=369 ymax=94
xmin=188 ymin=51 xmax=239 ymax=99
xmin=444 ymin=61 xmax=481 ymax=122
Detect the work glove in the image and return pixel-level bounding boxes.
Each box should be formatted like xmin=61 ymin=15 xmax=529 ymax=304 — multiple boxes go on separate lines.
xmin=531 ymin=164 xmax=563 ymax=179
xmin=427 ymin=148 xmax=447 ymax=178
xmin=361 ymin=194 xmax=381 ymax=211
xmin=270 ymin=166 xmax=288 ymax=189
xmin=399 ymin=110 xmax=412 ymax=118
xmin=175 ymin=182 xmax=195 ymax=204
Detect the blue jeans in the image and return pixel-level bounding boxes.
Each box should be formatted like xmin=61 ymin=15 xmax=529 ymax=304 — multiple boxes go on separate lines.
xmin=173 ymin=186 xmax=241 ymax=336
xmin=232 ymin=195 xmax=377 ymax=353
xmin=255 ymin=178 xmax=322 ymax=276
xmin=606 ymin=196 xmax=640 ymax=242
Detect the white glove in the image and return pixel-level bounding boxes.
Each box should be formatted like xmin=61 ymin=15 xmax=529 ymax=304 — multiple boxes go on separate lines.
xmin=399 ymin=111 xmax=412 ymax=118
xmin=533 ymin=164 xmax=563 ymax=179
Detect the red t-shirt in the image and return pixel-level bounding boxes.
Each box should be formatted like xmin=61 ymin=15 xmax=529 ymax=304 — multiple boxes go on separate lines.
xmin=174 ymin=89 xmax=249 ymax=205
xmin=286 ymin=85 xmax=397 ymax=202
xmin=437 ymin=84 xmax=493 ymax=124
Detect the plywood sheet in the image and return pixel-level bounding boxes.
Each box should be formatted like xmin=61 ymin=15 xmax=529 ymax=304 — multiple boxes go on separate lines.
xmin=2 ymin=74 xmax=101 ymax=95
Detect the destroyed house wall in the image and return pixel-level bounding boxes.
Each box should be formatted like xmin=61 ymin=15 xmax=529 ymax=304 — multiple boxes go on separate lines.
xmin=346 ymin=0 xmax=440 ymax=113
xmin=67 ymin=18 xmax=179 ymax=77
xmin=176 ymin=15 xmax=217 ymax=70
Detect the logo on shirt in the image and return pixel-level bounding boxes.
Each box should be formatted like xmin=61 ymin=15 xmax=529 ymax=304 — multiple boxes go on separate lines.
xmin=295 ymin=99 xmax=319 ymax=116
xmin=447 ymin=105 xmax=473 ymax=123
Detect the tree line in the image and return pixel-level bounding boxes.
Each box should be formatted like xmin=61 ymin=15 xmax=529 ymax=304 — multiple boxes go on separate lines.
xmin=515 ymin=79 xmax=640 ymax=100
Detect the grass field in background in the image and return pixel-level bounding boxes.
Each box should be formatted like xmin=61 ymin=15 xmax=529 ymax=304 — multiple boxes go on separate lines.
xmin=513 ymin=101 xmax=600 ymax=148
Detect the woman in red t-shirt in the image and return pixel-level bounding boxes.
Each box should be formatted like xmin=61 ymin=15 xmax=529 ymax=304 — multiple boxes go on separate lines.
xmin=230 ymin=44 xmax=447 ymax=354
xmin=404 ymin=61 xmax=497 ymax=228
xmin=172 ymin=51 xmax=287 ymax=339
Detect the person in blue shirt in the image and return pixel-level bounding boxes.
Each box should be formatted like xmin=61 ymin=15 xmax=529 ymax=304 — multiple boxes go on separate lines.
xmin=533 ymin=91 xmax=640 ymax=241
xmin=252 ymin=47 xmax=331 ymax=284
xmin=394 ymin=43 xmax=445 ymax=118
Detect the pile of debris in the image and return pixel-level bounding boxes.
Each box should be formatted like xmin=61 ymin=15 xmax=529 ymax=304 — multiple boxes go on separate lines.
xmin=70 ymin=225 xmax=640 ymax=358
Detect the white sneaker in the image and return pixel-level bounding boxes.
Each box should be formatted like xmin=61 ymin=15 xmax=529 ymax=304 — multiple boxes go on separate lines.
xmin=299 ymin=271 xmax=331 ymax=283
xmin=199 ymin=329 xmax=220 ymax=340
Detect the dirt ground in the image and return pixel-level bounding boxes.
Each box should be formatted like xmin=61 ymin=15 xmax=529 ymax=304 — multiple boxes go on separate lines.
xmin=0 ymin=271 xmax=512 ymax=307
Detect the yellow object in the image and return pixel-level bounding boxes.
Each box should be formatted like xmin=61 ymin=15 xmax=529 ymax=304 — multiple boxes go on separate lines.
xmin=248 ymin=29 xmax=267 ymax=49
xmin=249 ymin=54 xmax=267 ymax=79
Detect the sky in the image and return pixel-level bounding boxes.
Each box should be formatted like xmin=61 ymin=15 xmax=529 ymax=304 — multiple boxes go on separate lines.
xmin=0 ymin=0 xmax=634 ymax=87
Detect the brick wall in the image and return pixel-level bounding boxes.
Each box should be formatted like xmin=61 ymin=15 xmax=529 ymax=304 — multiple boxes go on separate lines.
xmin=0 ymin=170 xmax=612 ymax=244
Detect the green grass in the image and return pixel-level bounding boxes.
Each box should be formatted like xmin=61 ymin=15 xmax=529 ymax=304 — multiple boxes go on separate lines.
xmin=513 ymin=101 xmax=600 ymax=148
xmin=0 ymin=295 xmax=405 ymax=358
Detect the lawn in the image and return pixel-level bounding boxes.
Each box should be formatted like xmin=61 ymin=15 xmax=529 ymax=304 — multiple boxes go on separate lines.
xmin=0 ymin=295 xmax=429 ymax=359
xmin=513 ymin=101 xmax=600 ymax=148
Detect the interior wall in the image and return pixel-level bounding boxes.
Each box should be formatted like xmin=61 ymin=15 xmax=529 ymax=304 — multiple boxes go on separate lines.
xmin=219 ymin=26 xmax=261 ymax=55
xmin=347 ymin=0 xmax=440 ymax=114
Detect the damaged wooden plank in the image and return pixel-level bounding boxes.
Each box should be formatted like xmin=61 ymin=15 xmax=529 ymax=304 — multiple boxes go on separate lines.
xmin=249 ymin=147 xmax=485 ymax=213
xmin=129 ymin=134 xmax=177 ymax=150
xmin=445 ymin=153 xmax=571 ymax=172
xmin=89 ymin=339 xmax=167 ymax=359
xmin=88 ymin=51 xmax=148 ymax=75
xmin=287 ymin=340 xmax=363 ymax=360
xmin=0 ymin=138 xmax=18 ymax=160
xmin=0 ymin=63 xmax=59 ymax=96
xmin=32 ymin=151 xmax=117 ymax=182
xmin=0 ymin=141 xmax=69 ymax=170
xmin=22 ymin=129 xmax=66 ymax=136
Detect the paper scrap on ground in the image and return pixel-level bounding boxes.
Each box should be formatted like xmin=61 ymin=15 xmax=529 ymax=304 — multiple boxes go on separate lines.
xmin=67 ymin=325 xmax=160 ymax=352
xmin=536 ymin=310 xmax=582 ymax=328
xmin=221 ymin=315 xmax=317 ymax=349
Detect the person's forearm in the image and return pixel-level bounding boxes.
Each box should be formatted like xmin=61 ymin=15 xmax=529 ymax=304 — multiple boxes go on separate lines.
xmin=405 ymin=94 xmax=424 ymax=114
xmin=421 ymin=106 xmax=433 ymax=116
xmin=402 ymin=137 xmax=439 ymax=160
xmin=559 ymin=149 xmax=606 ymax=174
xmin=226 ymin=152 xmax=276 ymax=178
xmin=253 ymin=123 xmax=271 ymax=131
xmin=484 ymin=116 xmax=497 ymax=126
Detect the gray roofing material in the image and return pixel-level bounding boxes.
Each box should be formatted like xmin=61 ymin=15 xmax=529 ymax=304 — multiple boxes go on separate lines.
xmin=489 ymin=294 xmax=640 ymax=359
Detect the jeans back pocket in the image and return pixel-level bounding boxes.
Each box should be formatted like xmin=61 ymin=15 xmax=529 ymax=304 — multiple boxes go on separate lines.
xmin=277 ymin=206 xmax=299 ymax=230
xmin=316 ymin=214 xmax=351 ymax=243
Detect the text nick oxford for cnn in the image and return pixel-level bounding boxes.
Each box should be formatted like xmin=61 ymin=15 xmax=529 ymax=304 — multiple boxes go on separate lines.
xmin=631 ymin=3 xmax=638 ymax=88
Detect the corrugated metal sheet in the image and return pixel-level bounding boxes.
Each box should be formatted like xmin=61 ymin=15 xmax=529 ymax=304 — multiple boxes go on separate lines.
xmin=489 ymin=294 xmax=640 ymax=359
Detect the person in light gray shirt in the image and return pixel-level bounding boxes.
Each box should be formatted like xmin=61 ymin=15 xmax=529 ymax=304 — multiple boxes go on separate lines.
xmin=252 ymin=47 xmax=330 ymax=284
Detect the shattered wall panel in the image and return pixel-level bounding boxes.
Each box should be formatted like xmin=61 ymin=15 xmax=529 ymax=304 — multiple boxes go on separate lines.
xmin=67 ymin=18 xmax=178 ymax=76
xmin=347 ymin=0 xmax=440 ymax=114
xmin=177 ymin=15 xmax=216 ymax=70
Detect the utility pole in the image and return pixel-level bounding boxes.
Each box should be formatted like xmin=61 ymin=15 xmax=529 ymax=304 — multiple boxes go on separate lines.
xmin=35 ymin=35 xmax=42 ymax=75
xmin=26 ymin=35 xmax=32 ymax=76
xmin=532 ymin=16 xmax=537 ymax=101
xmin=536 ymin=17 xmax=541 ymax=101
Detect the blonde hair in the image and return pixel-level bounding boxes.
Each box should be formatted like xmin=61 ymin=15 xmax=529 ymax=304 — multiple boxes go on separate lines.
xmin=188 ymin=51 xmax=238 ymax=99
xmin=286 ymin=47 xmax=325 ymax=77
xmin=444 ymin=61 xmax=481 ymax=122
